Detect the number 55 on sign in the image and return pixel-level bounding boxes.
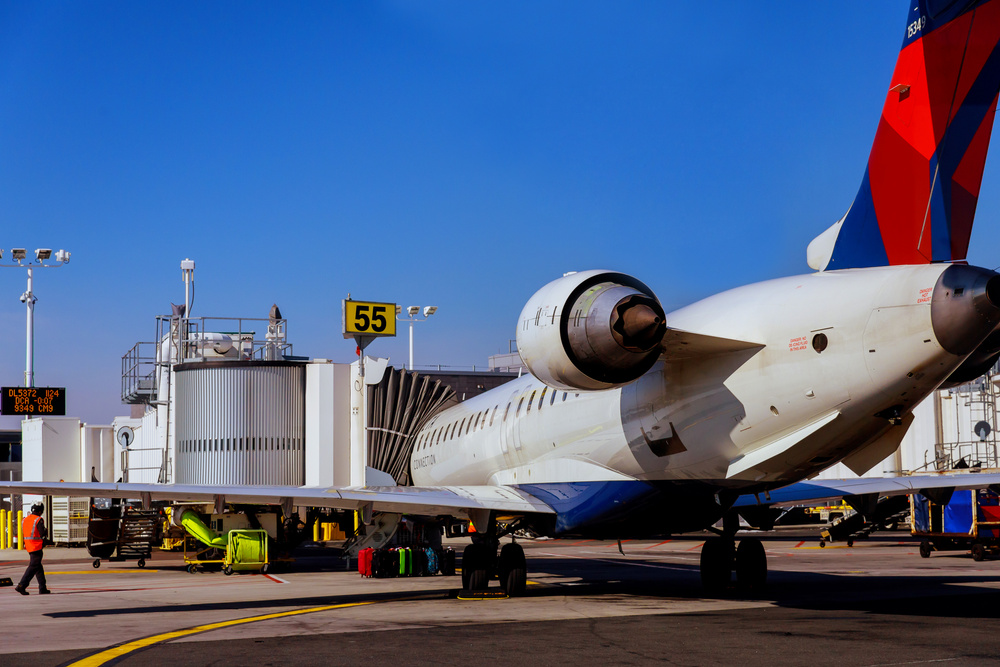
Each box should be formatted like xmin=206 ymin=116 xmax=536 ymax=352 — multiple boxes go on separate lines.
xmin=343 ymin=300 xmax=397 ymax=338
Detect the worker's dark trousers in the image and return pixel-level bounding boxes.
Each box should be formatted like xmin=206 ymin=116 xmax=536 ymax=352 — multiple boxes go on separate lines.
xmin=18 ymin=550 xmax=46 ymax=590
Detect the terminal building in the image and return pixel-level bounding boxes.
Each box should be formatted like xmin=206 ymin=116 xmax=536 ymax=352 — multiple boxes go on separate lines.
xmin=14 ymin=297 xmax=518 ymax=542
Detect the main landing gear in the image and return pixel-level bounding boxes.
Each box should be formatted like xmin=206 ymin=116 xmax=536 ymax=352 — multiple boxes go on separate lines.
xmin=461 ymin=514 xmax=528 ymax=597
xmin=461 ymin=540 xmax=527 ymax=597
xmin=700 ymin=536 xmax=767 ymax=593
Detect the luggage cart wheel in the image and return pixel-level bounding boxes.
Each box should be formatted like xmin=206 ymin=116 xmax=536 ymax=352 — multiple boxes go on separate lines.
xmin=819 ymin=540 xmax=826 ymax=548
xmin=224 ymin=566 xmax=233 ymax=576
xmin=93 ymin=559 xmax=101 ymax=569
xmin=137 ymin=559 xmax=146 ymax=568
xmin=187 ymin=565 xmax=197 ymax=574
xmin=261 ymin=563 xmax=269 ymax=575
xmin=847 ymin=540 xmax=854 ymax=548
xmin=972 ymin=543 xmax=986 ymax=562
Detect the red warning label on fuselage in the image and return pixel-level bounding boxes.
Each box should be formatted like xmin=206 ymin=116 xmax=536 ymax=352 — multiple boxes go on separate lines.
xmin=788 ymin=336 xmax=808 ymax=352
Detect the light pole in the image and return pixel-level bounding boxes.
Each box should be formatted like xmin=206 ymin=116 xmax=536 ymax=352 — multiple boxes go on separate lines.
xmin=0 ymin=248 xmax=71 ymax=387
xmin=395 ymin=305 xmax=438 ymax=370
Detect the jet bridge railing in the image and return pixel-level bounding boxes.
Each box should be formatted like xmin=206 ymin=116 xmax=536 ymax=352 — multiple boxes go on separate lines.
xmin=153 ymin=314 xmax=294 ymax=364
xmin=122 ymin=314 xmax=296 ymax=404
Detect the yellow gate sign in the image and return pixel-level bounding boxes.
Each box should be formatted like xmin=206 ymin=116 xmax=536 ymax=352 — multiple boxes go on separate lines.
xmin=343 ymin=300 xmax=397 ymax=338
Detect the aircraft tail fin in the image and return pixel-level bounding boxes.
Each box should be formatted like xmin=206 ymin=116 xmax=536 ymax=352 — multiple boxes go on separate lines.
xmin=812 ymin=0 xmax=1000 ymax=271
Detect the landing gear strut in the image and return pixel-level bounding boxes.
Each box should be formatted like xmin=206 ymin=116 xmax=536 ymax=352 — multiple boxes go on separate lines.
xmin=700 ymin=536 xmax=767 ymax=593
xmin=461 ymin=514 xmax=529 ymax=597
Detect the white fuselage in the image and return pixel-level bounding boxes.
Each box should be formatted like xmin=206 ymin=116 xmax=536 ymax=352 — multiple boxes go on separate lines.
xmin=410 ymin=265 xmax=972 ymax=492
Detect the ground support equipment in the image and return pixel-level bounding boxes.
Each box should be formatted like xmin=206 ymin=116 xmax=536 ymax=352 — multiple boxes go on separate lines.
xmin=912 ymin=488 xmax=1000 ymax=560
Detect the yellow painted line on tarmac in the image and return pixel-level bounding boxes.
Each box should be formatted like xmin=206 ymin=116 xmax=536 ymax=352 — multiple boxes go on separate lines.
xmin=797 ymin=545 xmax=853 ymax=550
xmin=67 ymin=600 xmax=375 ymax=667
xmin=46 ymin=570 xmax=160 ymax=575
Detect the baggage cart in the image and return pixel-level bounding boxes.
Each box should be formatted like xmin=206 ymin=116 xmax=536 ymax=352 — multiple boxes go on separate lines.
xmin=911 ymin=488 xmax=1000 ymax=560
xmin=223 ymin=529 xmax=270 ymax=575
xmin=87 ymin=501 xmax=160 ymax=569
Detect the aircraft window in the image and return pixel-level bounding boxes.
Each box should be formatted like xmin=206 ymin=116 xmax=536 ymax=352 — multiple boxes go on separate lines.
xmin=516 ymin=397 xmax=525 ymax=417
xmin=490 ymin=406 xmax=499 ymax=426
xmin=466 ymin=417 xmax=474 ymax=435
xmin=812 ymin=333 xmax=829 ymax=353
xmin=503 ymin=402 xmax=512 ymax=422
xmin=459 ymin=418 xmax=466 ymax=436
xmin=472 ymin=413 xmax=480 ymax=431
xmin=538 ymin=388 xmax=547 ymax=410
xmin=436 ymin=428 xmax=442 ymax=445
xmin=527 ymin=391 xmax=536 ymax=413
xmin=550 ymin=390 xmax=557 ymax=406
xmin=562 ymin=392 xmax=568 ymax=402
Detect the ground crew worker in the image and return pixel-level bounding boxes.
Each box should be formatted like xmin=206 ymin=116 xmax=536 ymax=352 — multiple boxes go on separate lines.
xmin=15 ymin=503 xmax=50 ymax=595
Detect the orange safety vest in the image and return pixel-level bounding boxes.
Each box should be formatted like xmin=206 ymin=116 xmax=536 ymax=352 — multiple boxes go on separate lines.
xmin=22 ymin=514 xmax=44 ymax=552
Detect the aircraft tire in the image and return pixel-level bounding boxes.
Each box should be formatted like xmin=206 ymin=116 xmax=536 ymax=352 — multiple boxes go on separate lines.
xmin=735 ymin=538 xmax=767 ymax=591
xmin=700 ymin=537 xmax=733 ymax=592
xmin=498 ymin=543 xmax=527 ymax=597
xmin=463 ymin=543 xmax=489 ymax=591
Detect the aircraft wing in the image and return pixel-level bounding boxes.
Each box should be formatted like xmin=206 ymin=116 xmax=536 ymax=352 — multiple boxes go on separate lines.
xmin=733 ymin=472 xmax=1000 ymax=508
xmin=0 ymin=481 xmax=555 ymax=518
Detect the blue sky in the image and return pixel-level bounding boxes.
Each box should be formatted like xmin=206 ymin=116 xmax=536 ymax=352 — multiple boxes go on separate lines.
xmin=2 ymin=2 xmax=1000 ymax=428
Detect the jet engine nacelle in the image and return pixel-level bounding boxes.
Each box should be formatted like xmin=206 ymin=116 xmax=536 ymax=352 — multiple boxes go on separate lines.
xmin=516 ymin=270 xmax=667 ymax=391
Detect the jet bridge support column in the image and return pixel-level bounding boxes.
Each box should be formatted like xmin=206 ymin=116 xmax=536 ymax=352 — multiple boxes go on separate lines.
xmin=349 ymin=357 xmax=390 ymax=487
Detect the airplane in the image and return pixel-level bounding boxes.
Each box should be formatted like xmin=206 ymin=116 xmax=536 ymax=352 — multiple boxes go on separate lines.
xmin=4 ymin=0 xmax=1000 ymax=596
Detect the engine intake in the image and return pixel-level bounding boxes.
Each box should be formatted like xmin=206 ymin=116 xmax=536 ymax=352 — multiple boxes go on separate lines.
xmin=517 ymin=270 xmax=666 ymax=390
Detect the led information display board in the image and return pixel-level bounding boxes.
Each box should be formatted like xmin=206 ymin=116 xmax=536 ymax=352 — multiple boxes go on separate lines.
xmin=1 ymin=387 xmax=67 ymax=416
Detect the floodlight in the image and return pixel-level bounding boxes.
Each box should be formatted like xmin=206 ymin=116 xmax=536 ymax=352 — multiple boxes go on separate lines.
xmin=11 ymin=248 xmax=26 ymax=260
xmin=395 ymin=305 xmax=402 ymax=315
xmin=407 ymin=305 xmax=420 ymax=317
xmin=35 ymin=249 xmax=52 ymax=261
xmin=0 ymin=249 xmax=3 ymax=259
xmin=54 ymin=249 xmax=71 ymax=263
xmin=424 ymin=306 xmax=438 ymax=317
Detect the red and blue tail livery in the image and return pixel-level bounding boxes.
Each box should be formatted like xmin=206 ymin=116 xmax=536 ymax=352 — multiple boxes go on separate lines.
xmin=818 ymin=0 xmax=1000 ymax=270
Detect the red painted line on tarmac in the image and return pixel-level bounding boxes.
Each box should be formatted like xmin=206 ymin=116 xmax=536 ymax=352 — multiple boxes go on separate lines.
xmin=686 ymin=542 xmax=705 ymax=551
xmin=569 ymin=540 xmax=593 ymax=546
xmin=605 ymin=539 xmax=633 ymax=547
xmin=793 ymin=540 xmax=805 ymax=548
xmin=263 ymin=574 xmax=286 ymax=584
xmin=644 ymin=540 xmax=672 ymax=549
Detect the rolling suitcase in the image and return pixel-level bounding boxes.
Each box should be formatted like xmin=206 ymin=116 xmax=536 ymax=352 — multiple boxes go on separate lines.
xmin=414 ymin=547 xmax=428 ymax=576
xmin=441 ymin=547 xmax=456 ymax=576
xmin=358 ymin=547 xmax=375 ymax=578
xmin=425 ymin=547 xmax=439 ymax=575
